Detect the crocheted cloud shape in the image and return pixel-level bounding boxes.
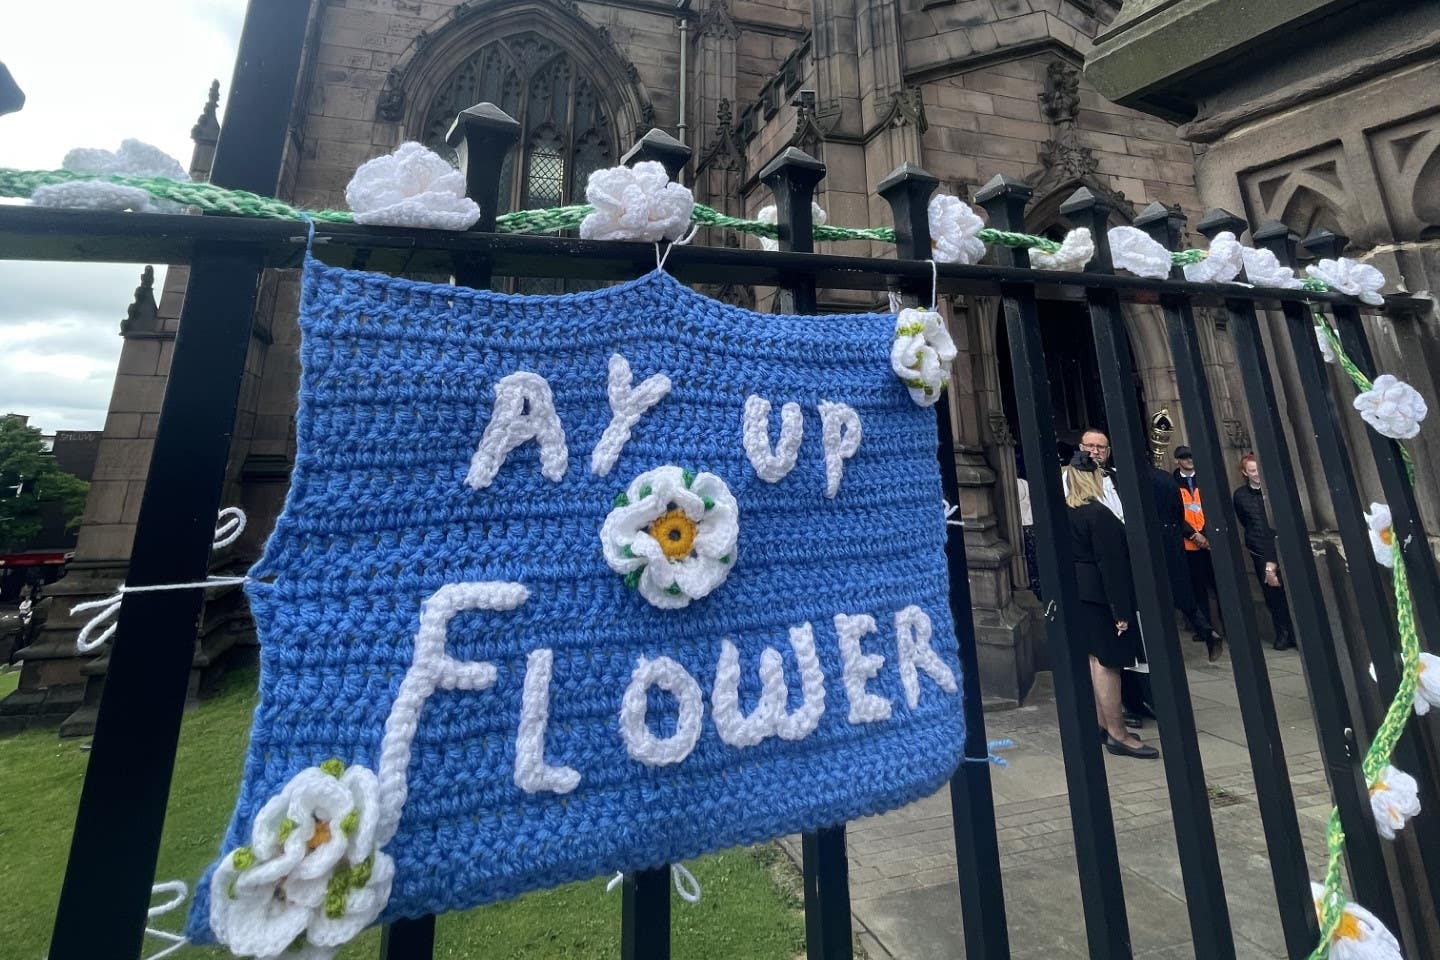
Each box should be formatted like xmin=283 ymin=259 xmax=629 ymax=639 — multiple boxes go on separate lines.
xmin=30 ymin=138 xmax=188 ymax=213
xmin=345 ymin=142 xmax=480 ymax=231
xmin=189 ymin=262 xmax=964 ymax=952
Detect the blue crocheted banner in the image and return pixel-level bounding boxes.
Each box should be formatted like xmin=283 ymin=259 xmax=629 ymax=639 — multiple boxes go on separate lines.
xmin=190 ymin=262 xmax=963 ymax=953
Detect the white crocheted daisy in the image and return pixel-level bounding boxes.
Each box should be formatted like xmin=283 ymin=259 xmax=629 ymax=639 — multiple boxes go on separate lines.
xmin=891 ymin=307 xmax=957 ymax=406
xmin=211 ymin=760 xmax=393 ymax=958
xmin=1183 ymin=231 xmax=1244 ymax=283
xmin=1364 ymin=503 xmax=1396 ymax=568
xmin=756 ymin=202 xmax=827 ymax=251
xmin=928 ymin=195 xmax=987 ymax=265
xmin=1311 ymin=884 xmax=1403 ymax=960
xmin=580 ymin=161 xmax=694 ymax=242
xmin=1352 ymin=374 xmax=1428 ymax=440
xmin=1307 ymin=257 xmax=1387 ymax=306
xmin=1239 ymin=246 xmax=1304 ymax=290
xmin=1108 ymin=226 xmax=1173 ymax=279
xmin=600 ymin=465 xmax=739 ymax=609
xmin=1368 ymin=765 xmax=1420 ymax=841
xmin=345 ymin=141 xmax=479 ymax=230
xmin=1030 ymin=228 xmax=1094 ymax=272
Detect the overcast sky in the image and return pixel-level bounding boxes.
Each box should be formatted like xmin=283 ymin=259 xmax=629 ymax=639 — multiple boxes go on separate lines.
xmin=1 ymin=1 xmax=248 ymax=431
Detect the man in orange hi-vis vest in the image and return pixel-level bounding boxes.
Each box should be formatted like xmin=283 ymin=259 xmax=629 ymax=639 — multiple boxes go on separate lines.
xmin=1174 ymin=445 xmax=1223 ymax=657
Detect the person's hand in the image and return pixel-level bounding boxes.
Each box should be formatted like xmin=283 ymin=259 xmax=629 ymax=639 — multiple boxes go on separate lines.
xmin=1115 ymin=620 xmax=1129 ymax=634
xmin=1264 ymin=565 xmax=1280 ymax=588
xmin=1192 ymin=532 xmax=1210 ymax=549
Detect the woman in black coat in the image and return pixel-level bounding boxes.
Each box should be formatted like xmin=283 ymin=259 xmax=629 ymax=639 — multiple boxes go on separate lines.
xmin=1065 ymin=454 xmax=1160 ymax=759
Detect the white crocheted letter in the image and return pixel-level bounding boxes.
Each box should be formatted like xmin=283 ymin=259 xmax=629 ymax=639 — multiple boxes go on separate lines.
xmin=742 ymin=395 xmax=804 ymax=482
xmin=619 ymin=655 xmax=705 ymax=766
xmin=712 ymin=639 xmax=788 ymax=748
xmin=895 ymin=605 xmax=958 ymax=709
xmin=818 ymin=401 xmax=862 ymax=498
xmin=834 ymin=613 xmax=891 ymax=724
xmin=465 ymin=371 xmax=569 ymax=489
xmin=591 ymin=353 xmax=671 ymax=477
xmin=514 ymin=648 xmax=581 ymax=794
xmin=774 ymin=622 xmax=827 ymax=741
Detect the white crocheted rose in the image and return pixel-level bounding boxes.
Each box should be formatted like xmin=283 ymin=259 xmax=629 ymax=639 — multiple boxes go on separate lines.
xmin=1183 ymin=231 xmax=1244 ymax=283
xmin=891 ymin=307 xmax=957 ymax=407
xmin=1030 ymin=228 xmax=1094 ymax=272
xmin=211 ymin=760 xmax=393 ymax=958
xmin=755 ymin=202 xmax=827 ymax=251
xmin=1352 ymin=374 xmax=1427 ymax=440
xmin=1364 ymin=503 xmax=1396 ymax=568
xmin=31 ymin=138 xmax=189 ymax=213
xmin=601 ymin=466 xmax=738 ymax=609
xmin=345 ymin=141 xmax=480 ymax=231
xmin=1108 ymin=226 xmax=1172 ymax=279
xmin=580 ymin=161 xmax=694 ymax=242
xmin=1311 ymin=884 xmax=1402 ymax=960
xmin=1307 ymin=257 xmax=1387 ymax=307
xmin=1239 ymin=246 xmax=1303 ymax=290
xmin=1368 ymin=765 xmax=1420 ymax=841
xmin=928 ymin=195 xmax=986 ymax=265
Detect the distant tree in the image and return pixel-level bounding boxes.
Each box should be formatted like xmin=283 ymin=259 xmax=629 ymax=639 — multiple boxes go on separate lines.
xmin=0 ymin=416 xmax=89 ymax=552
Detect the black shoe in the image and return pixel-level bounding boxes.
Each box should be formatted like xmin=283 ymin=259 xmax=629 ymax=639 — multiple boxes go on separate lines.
xmin=1206 ymin=633 xmax=1224 ymax=663
xmin=1105 ymin=734 xmax=1160 ymax=759
xmin=1123 ymin=712 xmax=1143 ymax=730
xmin=1273 ymin=632 xmax=1296 ymax=651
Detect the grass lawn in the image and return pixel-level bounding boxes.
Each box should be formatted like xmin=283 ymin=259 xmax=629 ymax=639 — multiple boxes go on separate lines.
xmin=0 ymin=665 xmax=806 ymax=960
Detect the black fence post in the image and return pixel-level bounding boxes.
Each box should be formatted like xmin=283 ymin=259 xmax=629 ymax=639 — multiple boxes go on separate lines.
xmin=1072 ymin=194 xmax=1235 ymax=959
xmin=45 ymin=4 xmax=311 ymax=959
xmin=758 ymin=145 xmax=852 ymax=960
xmin=621 ymin=128 xmax=693 ymax=182
xmin=976 ymin=175 xmax=1133 ymax=959
xmin=878 ymin=164 xmax=1010 ymax=960
xmin=1151 ymin=207 xmax=1319 ymax=956
xmin=1222 ymin=220 xmax=1401 ymax=933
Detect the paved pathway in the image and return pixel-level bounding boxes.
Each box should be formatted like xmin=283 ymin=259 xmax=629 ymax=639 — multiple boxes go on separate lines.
xmin=781 ymin=638 xmax=1338 ymax=958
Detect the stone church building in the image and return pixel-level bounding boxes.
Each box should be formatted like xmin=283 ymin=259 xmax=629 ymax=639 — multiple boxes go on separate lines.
xmin=8 ymin=0 xmax=1432 ymax=732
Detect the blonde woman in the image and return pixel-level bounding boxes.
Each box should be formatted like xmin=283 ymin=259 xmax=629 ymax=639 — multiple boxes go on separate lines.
xmin=1064 ymin=452 xmax=1159 ymax=760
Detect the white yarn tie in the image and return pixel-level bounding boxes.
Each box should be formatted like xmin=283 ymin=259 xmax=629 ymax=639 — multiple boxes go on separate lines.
xmin=604 ymin=864 xmax=703 ymax=904
xmin=213 ymin=506 xmax=247 ymax=548
xmin=73 ymin=576 xmax=249 ymax=654
xmin=655 ymin=221 xmax=701 ymax=272
xmin=144 ymin=880 xmax=190 ymax=960
xmin=928 ymin=258 xmax=939 ymax=311
xmin=887 ymin=290 xmax=903 ymax=314
xmin=943 ymin=499 xmax=964 ymax=528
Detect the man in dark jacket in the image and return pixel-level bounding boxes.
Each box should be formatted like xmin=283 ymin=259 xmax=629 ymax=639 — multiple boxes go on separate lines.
xmin=1232 ymin=454 xmax=1295 ymax=650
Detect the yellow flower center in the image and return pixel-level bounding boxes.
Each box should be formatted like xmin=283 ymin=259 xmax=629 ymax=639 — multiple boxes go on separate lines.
xmin=1335 ymin=910 xmax=1362 ymax=942
xmin=308 ymin=820 xmax=332 ymax=852
xmin=1380 ymin=526 xmax=1394 ymax=546
xmin=1369 ymin=780 xmax=1388 ymax=795
xmin=650 ymin=508 xmax=697 ymax=562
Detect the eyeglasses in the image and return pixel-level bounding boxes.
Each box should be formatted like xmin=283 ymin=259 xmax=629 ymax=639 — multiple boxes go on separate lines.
xmin=1080 ymin=442 xmax=1110 ymax=452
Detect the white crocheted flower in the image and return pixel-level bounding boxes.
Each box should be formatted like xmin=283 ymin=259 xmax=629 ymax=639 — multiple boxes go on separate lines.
xmin=1353 ymin=374 xmax=1428 ymax=440
xmin=345 ymin=141 xmax=479 ymax=231
xmin=580 ymin=161 xmax=694 ymax=242
xmin=1308 ymin=257 xmax=1387 ymax=307
xmin=1364 ymin=503 xmax=1396 ymax=568
xmin=756 ymin=202 xmax=827 ymax=251
xmin=600 ymin=466 xmax=738 ymax=609
xmin=211 ymin=760 xmax=393 ymax=958
xmin=1030 ymin=228 xmax=1094 ymax=272
xmin=1183 ymin=231 xmax=1244 ymax=283
xmin=1368 ymin=765 xmax=1420 ymax=840
xmin=31 ymin=138 xmax=188 ymax=213
xmin=928 ymin=195 xmax=987 ymax=265
xmin=1108 ymin=226 xmax=1173 ymax=279
xmin=1239 ymin=246 xmax=1303 ymax=289
xmin=1368 ymin=652 xmax=1440 ymax=717
xmin=891 ymin=307 xmax=956 ymax=407
xmin=1317 ymin=324 xmax=1338 ymax=364
xmin=1311 ymin=884 xmax=1403 ymax=960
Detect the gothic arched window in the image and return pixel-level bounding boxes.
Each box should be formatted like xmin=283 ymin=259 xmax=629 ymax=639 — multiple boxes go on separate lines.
xmin=419 ymin=33 xmax=615 ymax=217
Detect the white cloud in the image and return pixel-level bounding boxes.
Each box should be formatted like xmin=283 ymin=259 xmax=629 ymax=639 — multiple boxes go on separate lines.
xmin=1 ymin=0 xmax=247 ymax=431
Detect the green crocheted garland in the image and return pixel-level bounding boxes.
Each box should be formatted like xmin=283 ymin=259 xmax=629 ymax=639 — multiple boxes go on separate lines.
xmin=1308 ymin=309 xmax=1423 ymax=959
xmin=0 ymin=167 xmax=1264 ymax=271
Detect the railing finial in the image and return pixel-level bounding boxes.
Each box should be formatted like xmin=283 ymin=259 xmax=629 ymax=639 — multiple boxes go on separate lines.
xmin=445 ymin=102 xmax=521 ymax=232
xmin=621 ymin=128 xmax=693 ymax=181
xmin=1059 ymin=186 xmax=1115 ymax=274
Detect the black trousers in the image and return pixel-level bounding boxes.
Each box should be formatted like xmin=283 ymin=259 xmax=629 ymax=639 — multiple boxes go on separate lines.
xmin=1184 ymin=549 xmax=1219 ymax=637
xmin=1251 ymin=555 xmax=1294 ymax=642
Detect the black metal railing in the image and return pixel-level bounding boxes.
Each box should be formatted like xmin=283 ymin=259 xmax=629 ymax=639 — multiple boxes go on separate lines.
xmin=2 ymin=3 xmax=1438 ymax=959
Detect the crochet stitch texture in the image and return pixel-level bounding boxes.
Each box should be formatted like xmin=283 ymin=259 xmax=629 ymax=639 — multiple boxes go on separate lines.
xmin=188 ymin=260 xmax=965 ymax=942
